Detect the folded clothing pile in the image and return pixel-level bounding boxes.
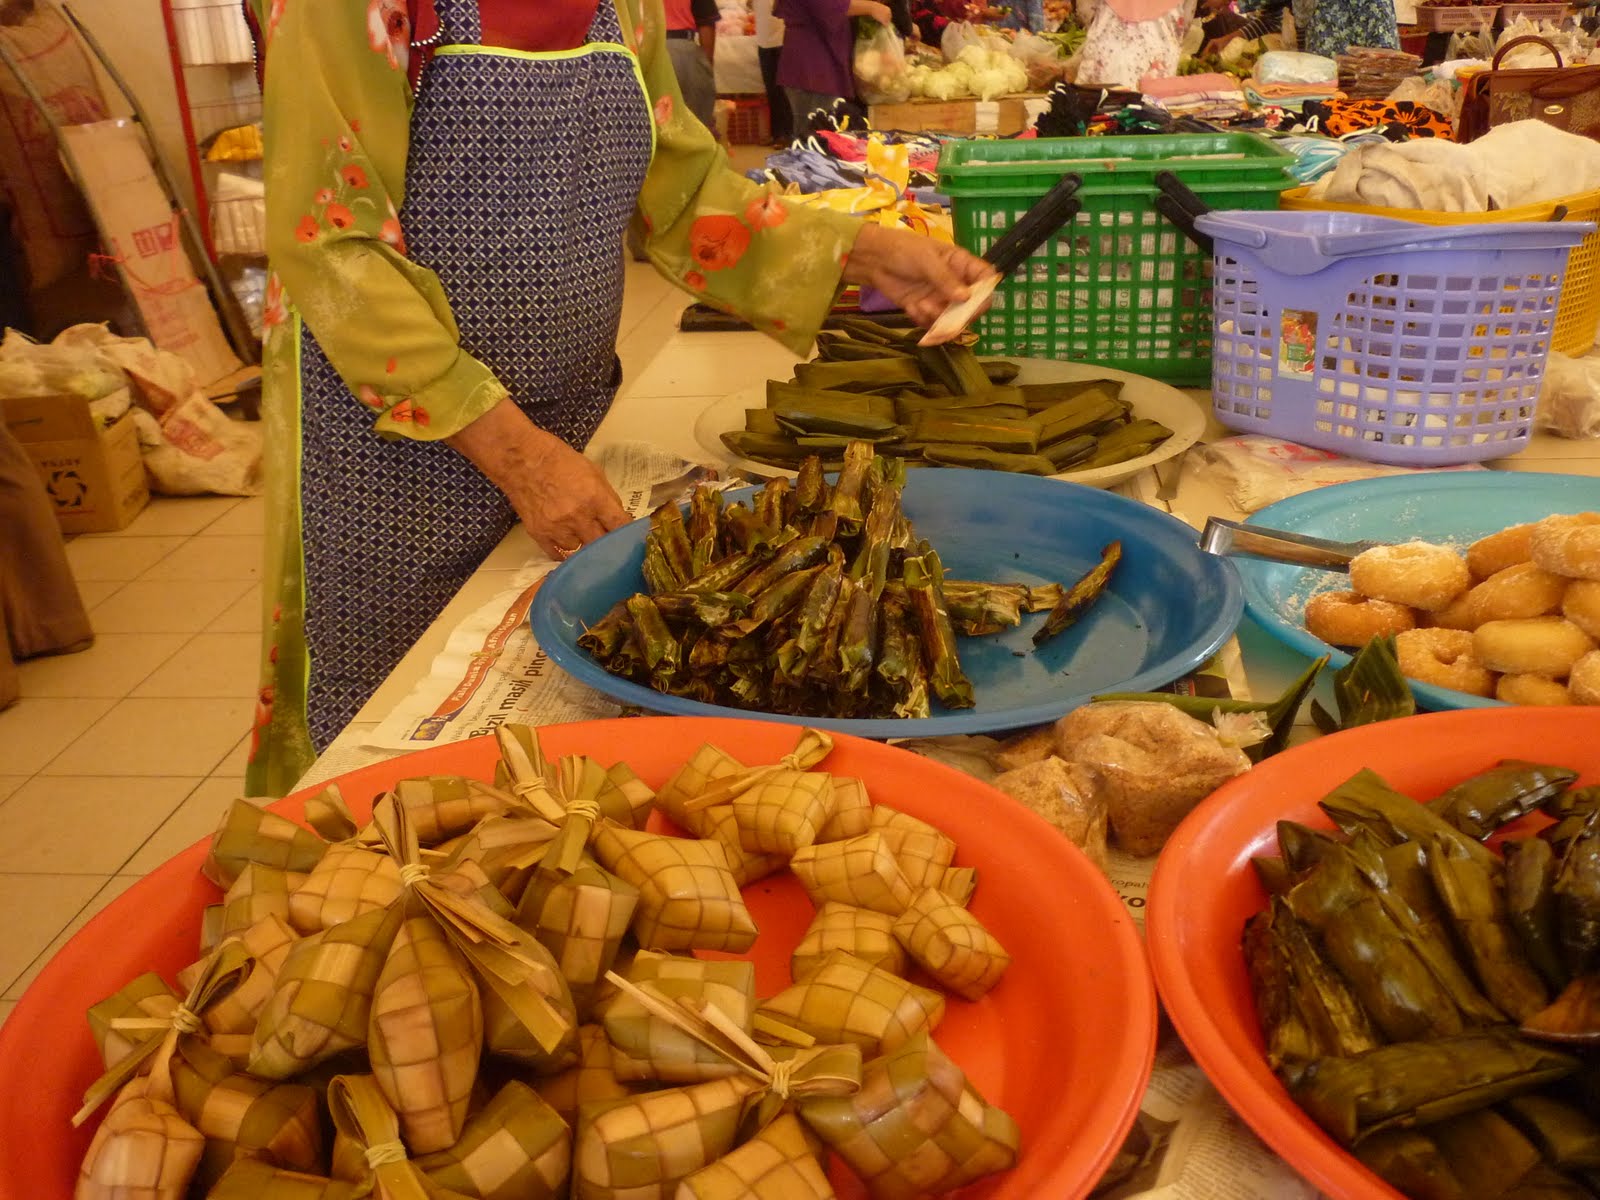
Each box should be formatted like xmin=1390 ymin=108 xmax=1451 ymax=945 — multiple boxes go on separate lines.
xmin=1336 ymin=46 xmax=1421 ymax=98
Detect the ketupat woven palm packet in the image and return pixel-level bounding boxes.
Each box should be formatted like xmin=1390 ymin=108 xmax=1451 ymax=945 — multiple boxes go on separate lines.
xmin=326 ymin=1073 xmax=479 ymax=1199
xmin=177 ymin=913 xmax=299 ymax=1036
xmin=592 ymin=823 xmax=758 ymax=953
xmin=816 ymin=777 xmax=872 ymax=843
xmin=655 ymin=743 xmax=744 ymax=835
xmin=801 ymin=1032 xmax=1020 ymax=1200
xmin=87 ymin=972 xmax=179 ymax=1069
xmin=250 ymin=901 xmax=405 ymax=1080
xmin=791 ymin=903 xmax=906 ymax=981
xmin=868 ymin=807 xmax=956 ymax=891
xmin=938 ymin=866 xmax=977 ymax=907
xmin=674 ymin=1112 xmax=835 ymax=1199
xmin=441 ymin=811 xmax=562 ymax=901
xmin=675 ymin=731 xmax=835 ymax=846
xmin=694 ymin=804 xmax=788 ymax=888
xmin=168 ymin=1038 xmax=323 ymax=1191
xmin=203 ymin=799 xmax=330 ymax=889
xmin=288 ymin=843 xmax=404 ymax=934
xmin=517 ymin=859 xmax=639 ymax=1019
xmin=303 ymin=783 xmax=360 ymax=842
xmin=369 ymin=907 xmax=483 ymax=1154
xmin=789 ymin=833 xmax=913 ymax=916
xmin=211 ymin=864 xmax=308 ymax=950
xmin=534 ymin=1024 xmax=633 ymax=1126
xmin=76 ymin=1077 xmax=205 ymax=1200
xmin=388 ymin=775 xmax=519 ymax=847
xmin=600 ymin=952 xmax=757 ymax=1083
xmin=891 ymin=889 xmax=1010 ymax=1001
xmin=413 ymin=1080 xmax=572 ymax=1200
xmin=209 ymin=1157 xmax=361 ymax=1199
xmin=571 ymin=1076 xmax=764 ymax=1200
xmin=755 ymin=951 xmax=945 ymax=1056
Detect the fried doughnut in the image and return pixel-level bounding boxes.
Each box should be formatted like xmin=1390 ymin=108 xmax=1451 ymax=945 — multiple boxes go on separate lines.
xmin=1529 ymin=512 xmax=1600 ymax=582
xmin=1349 ymin=541 xmax=1471 ymax=612
xmin=1495 ymin=674 xmax=1573 ymax=706
xmin=1304 ymin=590 xmax=1417 ymax=648
xmin=1564 ymin=580 xmax=1600 ymax=642
xmin=1571 ymin=650 xmax=1600 ymax=705
xmin=1473 ymin=617 xmax=1598 ymax=678
xmin=1395 ymin=628 xmax=1497 ymax=698
xmin=1467 ymin=523 xmax=1536 ymax=581
xmin=1434 ymin=562 xmax=1570 ymax=632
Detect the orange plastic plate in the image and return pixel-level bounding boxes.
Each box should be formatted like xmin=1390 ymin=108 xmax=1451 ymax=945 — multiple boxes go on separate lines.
xmin=1147 ymin=708 xmax=1600 ymax=1200
xmin=0 ymin=717 xmax=1156 ymax=1200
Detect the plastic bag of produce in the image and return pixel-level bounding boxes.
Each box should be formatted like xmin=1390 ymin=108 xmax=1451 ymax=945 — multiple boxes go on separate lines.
xmin=854 ymin=21 xmax=911 ymax=103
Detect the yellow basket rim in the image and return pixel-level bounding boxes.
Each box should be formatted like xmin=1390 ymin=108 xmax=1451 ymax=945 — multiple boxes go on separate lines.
xmin=1280 ymin=184 xmax=1600 ymax=225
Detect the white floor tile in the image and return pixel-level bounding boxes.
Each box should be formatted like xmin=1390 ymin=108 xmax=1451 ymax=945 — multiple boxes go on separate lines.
xmin=90 ymin=579 xmax=254 ymax=635
xmin=74 ymin=579 xmax=124 ymax=610
xmin=204 ymin=496 xmax=266 ymax=537
xmin=64 ymin=535 xmax=185 ymax=582
xmin=0 ymin=872 xmax=107 ymax=997
xmin=137 ymin=536 xmax=262 ymax=583
xmin=81 ymin=496 xmax=240 ymax=538
xmin=14 ymin=633 xmax=188 ymax=698
xmin=0 ymin=777 xmax=24 ymax=805
xmin=204 ymin=585 xmax=263 ymax=635
xmin=123 ymin=777 xmax=248 ymax=876
xmin=42 ymin=697 xmax=254 ymax=777
xmin=3 ymin=875 xmax=140 ymax=1001
xmin=0 ymin=999 xmax=13 ymax=1032
xmin=131 ymin=633 xmax=260 ymax=699
xmin=0 ymin=698 xmax=117 ymax=776
xmin=0 ymin=776 xmax=200 ymax=874
xmin=215 ymin=730 xmax=255 ymax=777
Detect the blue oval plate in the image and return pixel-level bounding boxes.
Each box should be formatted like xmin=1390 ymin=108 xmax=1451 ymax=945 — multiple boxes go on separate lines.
xmin=530 ymin=469 xmax=1243 ymax=738
xmin=1243 ymin=471 xmax=1600 ymax=711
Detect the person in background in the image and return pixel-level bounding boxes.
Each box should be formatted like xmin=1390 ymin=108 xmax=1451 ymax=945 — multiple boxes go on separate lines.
xmin=245 ymin=0 xmax=995 ymax=794
xmin=1075 ymin=0 xmax=1197 ymax=89
xmin=1204 ymin=0 xmax=1396 ymax=57
xmin=753 ymin=0 xmax=795 ymax=145
xmin=665 ymin=0 xmax=720 ymax=130
xmin=776 ymin=0 xmax=893 ymax=136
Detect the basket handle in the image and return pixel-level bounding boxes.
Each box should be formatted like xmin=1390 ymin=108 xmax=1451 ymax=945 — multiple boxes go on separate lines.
xmin=985 ymin=172 xmax=1084 ymax=275
xmin=1491 ymin=35 xmax=1564 ymax=69
xmin=1152 ymin=171 xmax=1214 ymax=255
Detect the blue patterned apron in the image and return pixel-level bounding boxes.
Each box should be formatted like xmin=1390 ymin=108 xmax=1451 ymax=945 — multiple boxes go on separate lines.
xmin=295 ymin=0 xmax=653 ymax=749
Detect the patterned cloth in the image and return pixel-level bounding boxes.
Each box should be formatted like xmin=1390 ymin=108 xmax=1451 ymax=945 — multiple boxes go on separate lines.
xmin=247 ymin=0 xmax=865 ymax=795
xmin=1075 ymin=0 xmax=1198 ymax=91
xmin=1300 ymin=97 xmax=1452 ymax=138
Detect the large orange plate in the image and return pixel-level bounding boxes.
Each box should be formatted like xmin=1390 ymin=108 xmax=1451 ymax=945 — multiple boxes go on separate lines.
xmin=1146 ymin=708 xmax=1600 ymax=1200
xmin=0 ymin=717 xmax=1156 ymax=1199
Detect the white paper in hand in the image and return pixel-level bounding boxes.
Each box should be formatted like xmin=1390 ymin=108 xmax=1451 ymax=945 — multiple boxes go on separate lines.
xmin=918 ymin=273 xmax=999 ymax=346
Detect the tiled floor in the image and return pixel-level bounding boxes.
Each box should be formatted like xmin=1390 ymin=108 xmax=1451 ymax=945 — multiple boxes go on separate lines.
xmin=0 ymin=253 xmax=697 ymax=1029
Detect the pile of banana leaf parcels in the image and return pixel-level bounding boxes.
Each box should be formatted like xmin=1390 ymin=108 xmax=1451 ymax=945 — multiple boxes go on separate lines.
xmin=73 ymin=725 xmax=1020 ymax=1199
xmin=1248 ymin=761 xmax=1600 ymax=1199
xmin=722 ymin=317 xmax=1174 ymax=476
xmin=580 ymin=440 xmax=1121 ymax=718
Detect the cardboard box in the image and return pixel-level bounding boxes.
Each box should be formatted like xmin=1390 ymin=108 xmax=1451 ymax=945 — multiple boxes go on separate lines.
xmin=867 ymin=94 xmax=1048 ymax=137
xmin=2 ymin=394 xmax=150 ymax=533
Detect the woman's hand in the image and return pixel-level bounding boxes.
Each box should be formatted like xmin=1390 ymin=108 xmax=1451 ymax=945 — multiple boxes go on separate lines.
xmin=1203 ymin=29 xmax=1241 ymax=54
xmin=446 ymin=398 xmax=630 ymax=559
xmin=842 ymin=222 xmax=999 ymax=328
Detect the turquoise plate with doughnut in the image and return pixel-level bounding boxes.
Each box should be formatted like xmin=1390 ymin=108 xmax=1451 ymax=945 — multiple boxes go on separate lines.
xmin=1239 ymin=472 xmax=1600 ymax=710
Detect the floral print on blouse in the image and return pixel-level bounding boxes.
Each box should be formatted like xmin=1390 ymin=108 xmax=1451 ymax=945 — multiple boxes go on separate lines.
xmin=1074 ymin=0 xmax=1199 ymax=91
xmin=250 ymin=0 xmax=864 ymax=442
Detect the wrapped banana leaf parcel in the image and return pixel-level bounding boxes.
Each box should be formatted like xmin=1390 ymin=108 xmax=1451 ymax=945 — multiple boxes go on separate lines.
xmin=579 ymin=442 xmax=1105 ymax=721
xmin=723 ymin=318 xmax=1171 ymax=475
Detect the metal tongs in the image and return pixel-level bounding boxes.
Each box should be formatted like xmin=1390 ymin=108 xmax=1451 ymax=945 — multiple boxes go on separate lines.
xmin=1200 ymin=517 xmax=1382 ymax=573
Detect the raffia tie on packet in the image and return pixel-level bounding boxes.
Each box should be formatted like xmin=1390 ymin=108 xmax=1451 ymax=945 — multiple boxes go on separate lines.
xmin=598 ymin=951 xmax=758 ymax=1084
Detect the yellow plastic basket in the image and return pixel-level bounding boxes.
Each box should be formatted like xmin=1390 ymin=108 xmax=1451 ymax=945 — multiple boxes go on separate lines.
xmin=1280 ymin=184 xmax=1600 ymax=356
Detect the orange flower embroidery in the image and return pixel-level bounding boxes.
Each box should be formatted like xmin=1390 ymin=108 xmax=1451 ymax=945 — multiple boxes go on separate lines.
xmin=325 ymin=203 xmax=355 ymax=230
xmin=294 ymin=214 xmax=319 ymax=243
xmin=267 ymin=0 xmax=286 ymax=39
xmin=357 ymin=385 xmax=385 ymax=409
xmin=654 ymin=95 xmax=673 ymax=127
xmin=390 ymin=399 xmax=430 ymax=426
xmin=688 ymin=214 xmax=752 ymax=272
xmin=262 ymin=273 xmax=287 ymax=331
xmin=350 ymin=118 xmax=363 ymax=133
xmin=379 ymin=217 xmax=406 ymax=254
xmin=337 ymin=135 xmax=353 ymax=152
xmin=385 ymin=356 xmax=397 ymax=374
xmin=366 ymin=0 xmax=409 ymax=70
xmin=315 ymin=187 xmax=334 ymax=205
xmin=684 ymin=270 xmax=706 ymax=291
xmin=744 ymin=194 xmax=788 ymax=230
xmin=340 ymin=164 xmax=369 ymax=189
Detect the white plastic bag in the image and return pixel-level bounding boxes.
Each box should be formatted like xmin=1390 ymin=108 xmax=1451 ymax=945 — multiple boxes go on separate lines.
xmin=853 ymin=22 xmax=911 ymax=104
xmin=940 ymin=19 xmax=1008 ymax=62
xmin=1253 ymin=49 xmax=1336 ymax=84
xmin=1199 ymin=434 xmax=1485 ymax=512
xmin=1539 ymin=351 xmax=1600 ymax=439
xmin=131 ymin=395 xmax=263 ymax=496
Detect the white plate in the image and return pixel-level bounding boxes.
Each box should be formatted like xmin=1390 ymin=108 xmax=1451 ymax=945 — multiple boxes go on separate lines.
xmin=693 ymin=358 xmax=1208 ymax=491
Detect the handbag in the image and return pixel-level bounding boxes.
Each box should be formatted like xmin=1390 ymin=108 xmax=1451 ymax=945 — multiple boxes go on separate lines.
xmin=1457 ymin=36 xmax=1600 ymax=143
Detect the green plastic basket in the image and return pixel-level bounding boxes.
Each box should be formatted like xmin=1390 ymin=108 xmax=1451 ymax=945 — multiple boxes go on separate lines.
xmin=938 ymin=134 xmax=1298 ymax=384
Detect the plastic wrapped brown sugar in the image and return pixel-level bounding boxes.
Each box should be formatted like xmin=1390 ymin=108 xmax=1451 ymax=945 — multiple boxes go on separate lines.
xmin=801 ymin=1032 xmax=1020 ymax=1200
xmin=600 ymin=951 xmax=757 ymax=1083
xmin=534 ymin=1024 xmax=632 ymax=1127
xmin=77 ymin=1077 xmax=204 ymax=1200
xmin=208 ymin=865 xmax=308 ymax=951
xmin=990 ymin=756 xmax=1109 ymax=870
xmin=203 ymin=799 xmax=329 ymax=889
xmin=167 ymin=1038 xmax=322 ymax=1191
xmin=517 ymin=858 xmax=639 ymax=1019
xmin=591 ymin=823 xmax=758 ymax=953
xmin=754 ymin=951 xmax=944 ymax=1056
xmin=674 ymin=1112 xmax=835 ymax=1200
xmin=815 ymin=777 xmax=872 ymax=843
xmin=250 ymin=901 xmax=405 ymax=1080
xmin=868 ymin=807 xmax=955 ymax=891
xmin=791 ymin=903 xmax=907 ymax=981
xmin=177 ymin=914 xmax=299 ymax=1036
xmin=789 ymin=833 xmax=913 ymax=916
xmin=369 ymin=908 xmax=482 ymax=1154
xmin=413 ymin=1081 xmax=572 ymax=1200
xmin=288 ymin=843 xmax=404 ymax=934
xmin=892 ymin=889 xmax=1011 ymax=1001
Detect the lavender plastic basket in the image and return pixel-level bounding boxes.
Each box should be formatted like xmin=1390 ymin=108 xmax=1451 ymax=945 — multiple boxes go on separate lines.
xmin=1198 ymin=210 xmax=1594 ymax=466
